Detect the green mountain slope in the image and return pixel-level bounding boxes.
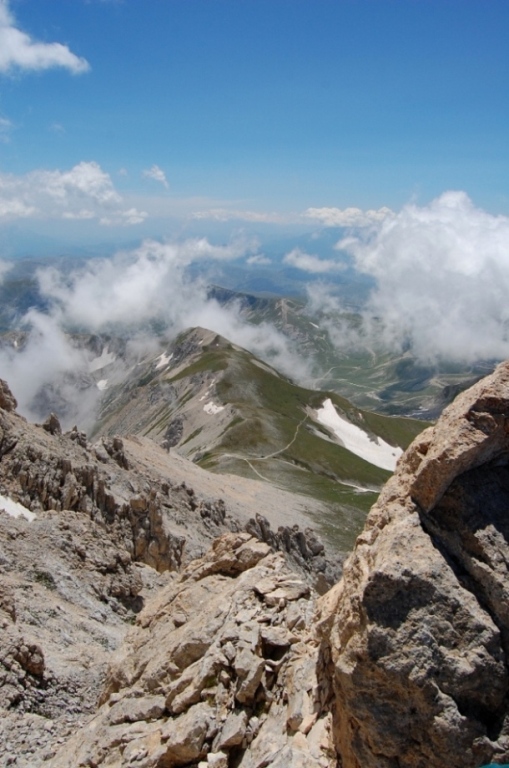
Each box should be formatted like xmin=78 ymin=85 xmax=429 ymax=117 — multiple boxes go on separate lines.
xmin=210 ymin=287 xmax=495 ymax=418
xmin=94 ymin=327 xmax=427 ymax=550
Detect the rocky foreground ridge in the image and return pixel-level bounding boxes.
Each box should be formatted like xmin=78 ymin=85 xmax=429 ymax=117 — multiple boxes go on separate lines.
xmin=2 ymin=361 xmax=509 ymax=766
xmin=319 ymin=360 xmax=509 ymax=767
xmin=0 ymin=377 xmax=336 ymax=767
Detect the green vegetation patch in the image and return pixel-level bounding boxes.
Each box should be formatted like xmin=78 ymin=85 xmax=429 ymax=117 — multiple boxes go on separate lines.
xmin=31 ymin=569 xmax=57 ymax=590
xmin=181 ymin=426 xmax=204 ymax=446
xmin=167 ymin=350 xmax=229 ymax=381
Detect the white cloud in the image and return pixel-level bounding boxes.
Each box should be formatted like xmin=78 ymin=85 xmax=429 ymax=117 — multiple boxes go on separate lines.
xmin=305 ymin=205 xmax=394 ymax=228
xmin=49 ymin=122 xmax=65 ymax=135
xmin=0 ymin=0 xmax=89 ymax=74
xmin=62 ymin=209 xmax=96 ymax=221
xmin=247 ymin=254 xmax=271 ymax=265
xmin=305 ymin=283 xmax=367 ymax=352
xmin=0 ymin=198 xmax=36 ymax=218
xmin=34 ymin=238 xmax=259 ymax=331
xmin=143 ymin=164 xmax=169 ymax=189
xmin=100 ymin=207 xmax=148 ymax=226
xmin=335 ymin=191 xmax=509 ymax=363
xmin=0 ymin=237 xmax=310 ymax=427
xmin=0 ymin=161 xmax=145 ymax=225
xmin=42 ymin=161 xmax=121 ymax=205
xmin=283 ymin=247 xmax=345 ymax=274
xmin=177 ymin=235 xmax=258 ymax=263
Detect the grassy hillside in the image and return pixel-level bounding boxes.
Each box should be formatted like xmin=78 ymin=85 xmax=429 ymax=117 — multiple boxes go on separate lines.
xmin=93 ymin=327 xmax=427 ymax=550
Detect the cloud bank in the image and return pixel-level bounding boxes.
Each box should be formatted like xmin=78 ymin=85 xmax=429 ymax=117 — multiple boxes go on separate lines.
xmin=283 ymin=247 xmax=346 ymax=274
xmin=330 ymin=191 xmax=509 ymax=363
xmin=0 ymin=161 xmax=146 ymax=225
xmin=0 ymin=237 xmax=309 ymax=427
xmin=3 ymin=188 xmax=508 ymax=427
xmin=191 ymin=208 xmax=290 ymax=224
xmin=0 ymin=0 xmax=89 ymax=74
xmin=305 ymin=205 xmax=394 ymax=228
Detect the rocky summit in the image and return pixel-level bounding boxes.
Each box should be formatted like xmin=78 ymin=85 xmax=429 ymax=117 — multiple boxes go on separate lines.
xmin=2 ymin=360 xmax=509 ymax=766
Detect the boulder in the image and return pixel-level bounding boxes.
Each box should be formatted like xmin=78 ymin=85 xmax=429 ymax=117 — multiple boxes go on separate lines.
xmin=319 ymin=360 xmax=509 ymax=768
xmin=0 ymin=379 xmax=17 ymax=412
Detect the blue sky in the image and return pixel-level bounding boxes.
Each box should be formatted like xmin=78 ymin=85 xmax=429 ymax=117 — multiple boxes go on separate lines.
xmin=3 ymin=0 xmax=509 ymax=409
xmin=0 ymin=0 xmax=508 ymax=247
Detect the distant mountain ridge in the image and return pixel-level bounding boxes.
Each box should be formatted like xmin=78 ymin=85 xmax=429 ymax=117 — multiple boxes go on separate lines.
xmin=92 ymin=326 xmax=425 ymax=551
xmin=0 ymin=260 xmax=496 ymax=420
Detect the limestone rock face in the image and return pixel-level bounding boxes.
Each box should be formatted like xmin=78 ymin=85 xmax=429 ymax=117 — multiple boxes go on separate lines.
xmin=0 ymin=384 xmax=333 ymax=766
xmin=47 ymin=532 xmax=335 ymax=768
xmin=0 ymin=377 xmax=17 ymax=412
xmin=7 ymin=355 xmax=509 ymax=766
xmin=319 ymin=360 xmax=509 ymax=768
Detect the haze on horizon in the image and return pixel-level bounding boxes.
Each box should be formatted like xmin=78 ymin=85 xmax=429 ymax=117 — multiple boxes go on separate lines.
xmin=1 ymin=0 xmax=509 ymax=415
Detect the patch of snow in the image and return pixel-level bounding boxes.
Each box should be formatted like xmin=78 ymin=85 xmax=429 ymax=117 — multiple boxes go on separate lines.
xmin=204 ymin=402 xmax=225 ymax=415
xmin=155 ymin=352 xmax=173 ymax=370
xmin=340 ymin=480 xmax=374 ymax=493
xmin=314 ymin=398 xmax=403 ymax=471
xmin=89 ymin=346 xmax=116 ymax=372
xmin=97 ymin=379 xmax=109 ymax=391
xmin=199 ymin=380 xmax=216 ymax=401
xmin=0 ymin=494 xmax=36 ymax=522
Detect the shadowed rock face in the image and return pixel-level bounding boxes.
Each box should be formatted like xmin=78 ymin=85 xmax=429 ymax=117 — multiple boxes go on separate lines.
xmin=319 ymin=360 xmax=509 ymax=768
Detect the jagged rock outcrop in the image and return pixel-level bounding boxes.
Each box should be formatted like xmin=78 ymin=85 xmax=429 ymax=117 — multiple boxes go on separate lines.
xmin=48 ymin=532 xmax=335 ymax=768
xmin=319 ymin=360 xmax=509 ymax=767
xmin=0 ymin=378 xmax=335 ymax=766
xmin=0 ymin=378 xmax=17 ymax=412
xmin=0 ymin=377 xmax=267 ymax=577
xmin=246 ymin=513 xmax=341 ymax=592
xmin=8 ymin=354 xmax=509 ymax=767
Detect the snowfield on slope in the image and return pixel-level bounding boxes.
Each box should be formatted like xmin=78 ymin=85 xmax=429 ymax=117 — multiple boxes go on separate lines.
xmin=204 ymin=401 xmax=225 ymax=415
xmin=315 ymin=398 xmax=402 ymax=471
xmin=155 ymin=352 xmax=173 ymax=370
xmin=0 ymin=494 xmax=36 ymax=522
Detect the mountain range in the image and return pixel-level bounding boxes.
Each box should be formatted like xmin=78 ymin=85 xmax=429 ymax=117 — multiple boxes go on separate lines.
xmin=1 ymin=263 xmax=507 ymax=766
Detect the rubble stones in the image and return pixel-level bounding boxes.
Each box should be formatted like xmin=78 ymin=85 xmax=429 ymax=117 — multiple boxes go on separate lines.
xmin=245 ymin=513 xmax=340 ymax=590
xmin=47 ymin=533 xmax=335 ymax=767
xmin=42 ymin=413 xmax=62 ymax=436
